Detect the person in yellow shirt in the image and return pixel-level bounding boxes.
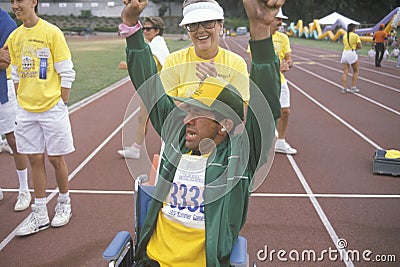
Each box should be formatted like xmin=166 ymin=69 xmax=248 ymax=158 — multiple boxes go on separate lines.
xmin=161 ymin=1 xmax=249 ymax=103
xmin=7 ymin=0 xmax=76 ymax=236
xmin=340 ymin=23 xmax=362 ymax=93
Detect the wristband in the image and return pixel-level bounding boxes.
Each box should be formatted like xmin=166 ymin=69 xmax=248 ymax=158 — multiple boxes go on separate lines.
xmin=119 ymin=21 xmax=142 ymax=38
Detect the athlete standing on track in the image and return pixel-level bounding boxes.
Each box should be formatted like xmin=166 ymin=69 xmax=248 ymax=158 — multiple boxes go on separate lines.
xmin=340 ymin=23 xmax=362 ymax=94
xmin=0 ymin=7 xmax=31 ymax=210
xmin=120 ymin=0 xmax=283 ymax=265
xmin=271 ymin=8 xmax=296 ymax=155
xmin=7 ymin=0 xmax=76 ymax=236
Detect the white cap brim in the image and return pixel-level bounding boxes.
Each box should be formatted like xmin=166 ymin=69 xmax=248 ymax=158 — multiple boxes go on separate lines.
xmin=276 ymin=14 xmax=288 ymax=19
xmin=179 ymin=2 xmax=224 ymax=27
xmin=275 ymin=8 xmax=288 ymax=20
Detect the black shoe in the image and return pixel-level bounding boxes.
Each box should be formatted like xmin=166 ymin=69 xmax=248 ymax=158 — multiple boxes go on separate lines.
xmin=375 ymin=64 xmax=381 ymax=67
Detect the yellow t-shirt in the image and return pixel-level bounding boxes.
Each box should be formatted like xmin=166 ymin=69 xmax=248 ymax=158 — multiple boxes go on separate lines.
xmin=7 ymin=19 xmax=72 ymax=112
xmin=343 ymin=32 xmax=361 ymax=51
xmin=147 ymin=154 xmax=208 ymax=266
xmin=272 ymin=31 xmax=291 ymax=84
xmin=247 ymin=31 xmax=291 ymax=84
xmin=161 ymin=46 xmax=249 ymax=102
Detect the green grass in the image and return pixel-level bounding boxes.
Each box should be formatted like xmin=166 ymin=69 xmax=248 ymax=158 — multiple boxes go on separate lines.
xmin=67 ymin=38 xmax=191 ymax=105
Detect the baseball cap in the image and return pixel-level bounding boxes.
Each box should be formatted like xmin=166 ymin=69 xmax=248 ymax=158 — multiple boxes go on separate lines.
xmin=275 ymin=8 xmax=288 ymax=20
xmin=172 ymin=77 xmax=244 ymax=123
xmin=179 ymin=2 xmax=224 ymax=27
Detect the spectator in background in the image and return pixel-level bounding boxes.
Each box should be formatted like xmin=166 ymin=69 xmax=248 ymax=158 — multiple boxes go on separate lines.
xmin=0 ymin=7 xmax=31 ymax=211
xmin=118 ymin=16 xmax=170 ymax=159
xmin=7 ymin=0 xmax=76 ymax=236
xmin=372 ymin=23 xmax=388 ymax=67
xmin=271 ymin=8 xmax=296 ymax=155
xmin=341 ymin=23 xmax=362 ymax=93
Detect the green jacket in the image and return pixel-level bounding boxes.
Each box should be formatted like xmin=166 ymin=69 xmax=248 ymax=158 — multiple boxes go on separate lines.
xmin=125 ymin=30 xmax=281 ymax=267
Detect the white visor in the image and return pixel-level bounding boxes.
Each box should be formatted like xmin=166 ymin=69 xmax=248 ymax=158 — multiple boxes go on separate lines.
xmin=179 ymin=2 xmax=224 ymax=27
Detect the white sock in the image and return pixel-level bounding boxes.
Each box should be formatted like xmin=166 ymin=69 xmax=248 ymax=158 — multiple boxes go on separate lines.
xmin=34 ymin=197 xmax=47 ymax=208
xmin=59 ymin=192 xmax=70 ymax=200
xmin=17 ymin=168 xmax=29 ymax=193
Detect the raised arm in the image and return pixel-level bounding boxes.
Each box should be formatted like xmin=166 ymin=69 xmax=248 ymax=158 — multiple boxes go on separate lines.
xmin=121 ymin=0 xmax=177 ymax=136
xmin=243 ymin=0 xmax=285 ymax=173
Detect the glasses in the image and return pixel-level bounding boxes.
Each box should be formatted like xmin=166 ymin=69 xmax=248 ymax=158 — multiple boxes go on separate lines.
xmin=143 ymin=27 xmax=156 ymax=32
xmin=185 ymin=20 xmax=218 ymax=32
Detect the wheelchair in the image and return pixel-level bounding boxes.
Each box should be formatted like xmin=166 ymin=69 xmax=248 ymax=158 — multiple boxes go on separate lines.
xmin=103 ymin=174 xmax=250 ymax=267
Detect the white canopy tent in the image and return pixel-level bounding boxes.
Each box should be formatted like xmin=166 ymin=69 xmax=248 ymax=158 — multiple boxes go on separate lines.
xmin=317 ymin=12 xmax=360 ymax=26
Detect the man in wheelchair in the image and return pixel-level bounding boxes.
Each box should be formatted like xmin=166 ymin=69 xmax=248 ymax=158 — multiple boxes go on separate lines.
xmin=115 ymin=0 xmax=285 ymax=266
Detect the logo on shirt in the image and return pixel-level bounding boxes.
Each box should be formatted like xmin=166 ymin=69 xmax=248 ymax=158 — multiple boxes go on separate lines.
xmin=22 ymin=56 xmax=34 ymax=71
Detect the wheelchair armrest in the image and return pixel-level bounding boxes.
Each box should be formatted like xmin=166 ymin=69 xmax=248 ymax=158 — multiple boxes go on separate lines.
xmin=230 ymin=236 xmax=248 ymax=267
xmin=103 ymin=231 xmax=132 ymax=261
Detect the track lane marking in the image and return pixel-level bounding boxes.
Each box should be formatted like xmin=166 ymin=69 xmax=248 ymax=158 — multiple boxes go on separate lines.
xmin=0 ymin=91 xmax=140 ymax=252
xmin=294 ymin=49 xmax=400 ymax=83
xmin=293 ymin=65 xmax=400 ymax=116
xmin=2 ymin=188 xmax=399 ymax=198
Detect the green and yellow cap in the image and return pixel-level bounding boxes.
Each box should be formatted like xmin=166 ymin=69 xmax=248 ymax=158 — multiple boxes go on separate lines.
xmin=172 ymin=77 xmax=244 ymax=123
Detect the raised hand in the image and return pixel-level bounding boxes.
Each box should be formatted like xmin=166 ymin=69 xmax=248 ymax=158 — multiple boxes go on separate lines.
xmin=121 ymin=0 xmax=148 ymax=26
xmin=243 ymin=0 xmax=285 ymax=40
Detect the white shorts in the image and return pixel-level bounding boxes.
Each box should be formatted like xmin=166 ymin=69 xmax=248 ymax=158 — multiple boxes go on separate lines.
xmin=15 ymin=98 xmax=75 ymax=155
xmin=0 ymin=80 xmax=17 ymax=135
xmin=279 ymin=81 xmax=290 ymax=108
xmin=341 ymin=50 xmax=358 ymax=65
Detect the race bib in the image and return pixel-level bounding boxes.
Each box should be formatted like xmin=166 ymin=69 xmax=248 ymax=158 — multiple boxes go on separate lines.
xmin=162 ymin=154 xmax=207 ymax=229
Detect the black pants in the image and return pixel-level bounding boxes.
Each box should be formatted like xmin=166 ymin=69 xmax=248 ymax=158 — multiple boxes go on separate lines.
xmin=375 ymin=43 xmax=385 ymax=66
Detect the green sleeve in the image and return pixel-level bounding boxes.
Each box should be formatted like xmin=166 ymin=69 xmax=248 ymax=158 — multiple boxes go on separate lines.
xmin=245 ymin=37 xmax=281 ymax=176
xmin=125 ymin=31 xmax=176 ymax=135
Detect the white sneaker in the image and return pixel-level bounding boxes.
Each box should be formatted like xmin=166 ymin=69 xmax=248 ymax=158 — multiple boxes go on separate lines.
xmin=118 ymin=146 xmax=140 ymax=159
xmin=1 ymin=139 xmax=13 ymax=155
xmin=14 ymin=191 xmax=32 ymax=211
xmin=350 ymin=87 xmax=360 ymax=93
xmin=51 ymin=197 xmax=72 ymax=227
xmin=16 ymin=205 xmax=50 ymax=236
xmin=0 ymin=188 xmax=3 ymax=201
xmin=275 ymin=140 xmax=297 ymax=155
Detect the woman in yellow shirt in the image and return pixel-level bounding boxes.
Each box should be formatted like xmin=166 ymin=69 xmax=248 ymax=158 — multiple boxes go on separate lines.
xmin=340 ymin=23 xmax=362 ymax=93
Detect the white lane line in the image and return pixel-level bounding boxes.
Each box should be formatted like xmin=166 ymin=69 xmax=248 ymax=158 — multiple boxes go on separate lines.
xmin=293 ymin=53 xmax=400 ymax=93
xmin=3 ymin=188 xmax=399 ymax=198
xmin=288 ymin=155 xmax=354 ymax=267
xmin=293 ymin=46 xmax=400 ymax=77
xmin=294 ymin=65 xmax=400 ymax=116
xmin=222 ymin=37 xmax=231 ymax=51
xmin=251 ymin=193 xmax=400 ymax=198
xmin=69 ymin=76 xmax=131 ymax=114
xmin=0 ymin=104 xmax=140 ymax=252
xmin=288 ymin=80 xmax=383 ymax=150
